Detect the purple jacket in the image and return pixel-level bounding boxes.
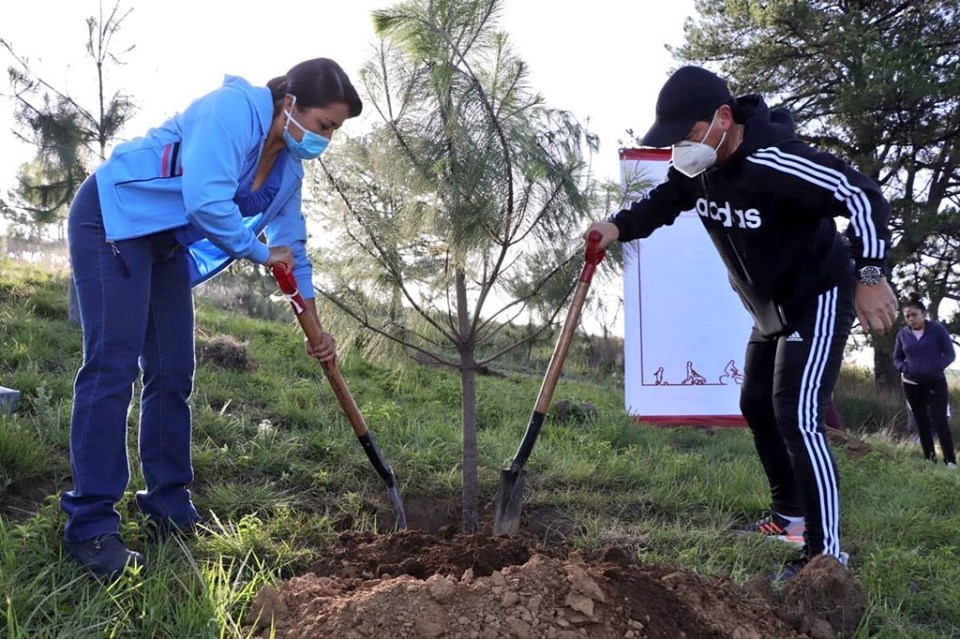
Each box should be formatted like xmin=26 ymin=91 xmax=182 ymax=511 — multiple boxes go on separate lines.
xmin=893 ymin=320 xmax=956 ymax=383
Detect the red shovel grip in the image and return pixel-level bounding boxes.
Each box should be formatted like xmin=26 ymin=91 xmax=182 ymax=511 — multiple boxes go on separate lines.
xmin=271 ymin=264 xmax=326 ymax=350
xmin=271 ymin=264 xmax=301 ymax=304
xmin=581 ymin=230 xmax=606 ymax=282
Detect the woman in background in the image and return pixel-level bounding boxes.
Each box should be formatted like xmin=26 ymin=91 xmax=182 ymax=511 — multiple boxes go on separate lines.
xmin=894 ymin=293 xmax=957 ymax=467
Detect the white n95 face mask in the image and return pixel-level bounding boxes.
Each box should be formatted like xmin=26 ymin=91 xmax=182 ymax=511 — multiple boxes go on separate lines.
xmin=671 ymin=113 xmax=726 ymax=178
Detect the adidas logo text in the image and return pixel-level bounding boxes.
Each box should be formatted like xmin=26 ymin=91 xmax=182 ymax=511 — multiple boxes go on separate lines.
xmin=694 ymin=197 xmax=762 ymax=229
xmin=786 ymin=332 xmax=803 ymax=342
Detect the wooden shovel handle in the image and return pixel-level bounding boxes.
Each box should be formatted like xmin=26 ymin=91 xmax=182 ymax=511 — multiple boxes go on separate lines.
xmin=506 ymin=230 xmax=606 ymax=470
xmin=533 ymin=230 xmax=605 ymax=412
xmin=271 ymin=265 xmax=369 ymax=438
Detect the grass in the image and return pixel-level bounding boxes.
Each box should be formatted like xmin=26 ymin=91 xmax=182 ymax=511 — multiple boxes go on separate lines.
xmin=1 ymin=257 xmax=960 ymax=637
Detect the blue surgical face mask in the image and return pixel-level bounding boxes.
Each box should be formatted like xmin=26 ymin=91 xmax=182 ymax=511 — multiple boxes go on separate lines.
xmin=283 ymin=96 xmax=330 ymax=160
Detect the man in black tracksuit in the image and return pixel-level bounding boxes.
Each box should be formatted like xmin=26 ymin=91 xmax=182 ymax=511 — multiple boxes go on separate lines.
xmin=586 ymin=66 xmax=898 ymax=580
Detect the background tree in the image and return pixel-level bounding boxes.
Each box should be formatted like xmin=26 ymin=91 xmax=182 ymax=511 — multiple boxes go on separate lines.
xmin=674 ymin=0 xmax=960 ymax=391
xmin=312 ymin=0 xmax=605 ymax=532
xmin=1 ymin=1 xmax=136 ymax=322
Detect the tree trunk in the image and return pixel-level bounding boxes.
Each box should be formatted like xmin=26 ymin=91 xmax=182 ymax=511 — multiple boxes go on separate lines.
xmin=458 ymin=358 xmax=479 ymax=534
xmin=872 ymin=334 xmax=900 ymax=394
xmin=455 ymin=267 xmax=479 ymax=534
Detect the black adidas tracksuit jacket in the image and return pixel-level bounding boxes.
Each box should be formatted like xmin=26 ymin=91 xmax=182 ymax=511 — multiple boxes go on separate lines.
xmin=611 ymin=95 xmax=891 ymax=558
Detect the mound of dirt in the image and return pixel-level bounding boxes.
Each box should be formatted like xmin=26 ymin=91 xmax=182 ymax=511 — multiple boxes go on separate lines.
xmin=825 ymin=427 xmax=878 ymax=460
xmin=782 ymin=555 xmax=868 ymax=639
xmin=243 ymin=530 xmax=866 ymax=639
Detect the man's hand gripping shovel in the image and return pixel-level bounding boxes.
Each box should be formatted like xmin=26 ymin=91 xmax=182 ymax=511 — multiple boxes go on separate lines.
xmin=493 ymin=231 xmax=605 ymax=535
xmin=272 ymin=264 xmax=407 ymax=530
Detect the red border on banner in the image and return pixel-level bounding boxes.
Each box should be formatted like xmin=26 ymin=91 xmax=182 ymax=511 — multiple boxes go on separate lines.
xmin=632 ymin=415 xmax=748 ymax=427
xmin=619 ymin=147 xmax=671 ymax=162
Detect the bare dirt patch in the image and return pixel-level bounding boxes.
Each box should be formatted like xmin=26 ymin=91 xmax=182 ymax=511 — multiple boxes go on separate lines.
xmin=825 ymin=427 xmax=878 ymax=460
xmin=244 ymin=501 xmax=866 ymax=638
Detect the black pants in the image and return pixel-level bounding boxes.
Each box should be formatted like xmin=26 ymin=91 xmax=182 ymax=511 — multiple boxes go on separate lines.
xmin=903 ymin=377 xmax=956 ymax=464
xmin=740 ymin=282 xmax=855 ymax=558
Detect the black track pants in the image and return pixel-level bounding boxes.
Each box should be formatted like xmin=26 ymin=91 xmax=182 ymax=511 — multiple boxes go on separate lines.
xmin=903 ymin=377 xmax=956 ymax=465
xmin=739 ymin=282 xmax=855 ymax=557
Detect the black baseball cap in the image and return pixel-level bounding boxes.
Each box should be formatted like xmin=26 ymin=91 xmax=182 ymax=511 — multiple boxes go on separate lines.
xmin=641 ymin=66 xmax=733 ymax=147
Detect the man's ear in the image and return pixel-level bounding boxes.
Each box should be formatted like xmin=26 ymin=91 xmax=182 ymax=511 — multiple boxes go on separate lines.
xmin=717 ymin=104 xmax=735 ymax=130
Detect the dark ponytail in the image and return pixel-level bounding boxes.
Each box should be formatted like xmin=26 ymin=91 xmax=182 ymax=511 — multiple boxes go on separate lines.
xmin=267 ymin=75 xmax=289 ymax=102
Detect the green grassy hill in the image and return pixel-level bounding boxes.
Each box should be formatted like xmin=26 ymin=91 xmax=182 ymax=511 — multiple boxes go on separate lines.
xmin=2 ymin=258 xmax=960 ymax=638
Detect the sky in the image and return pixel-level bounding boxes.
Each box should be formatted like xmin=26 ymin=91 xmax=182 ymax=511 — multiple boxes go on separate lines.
xmin=1 ymin=1 xmax=946 ymax=371
xmin=0 ymin=0 xmax=697 ymax=190
xmin=0 ymin=0 xmax=700 ymax=340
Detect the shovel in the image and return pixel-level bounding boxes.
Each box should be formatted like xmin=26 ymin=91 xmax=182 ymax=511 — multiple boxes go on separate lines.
xmin=271 ymin=264 xmax=407 ymax=530
xmin=493 ymin=230 xmax=606 ymax=535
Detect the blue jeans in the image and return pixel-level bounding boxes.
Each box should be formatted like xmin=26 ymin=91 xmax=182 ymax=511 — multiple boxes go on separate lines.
xmin=61 ymin=176 xmax=199 ymax=542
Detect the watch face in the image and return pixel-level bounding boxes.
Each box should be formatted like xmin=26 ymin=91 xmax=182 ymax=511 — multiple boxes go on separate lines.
xmin=858 ymin=266 xmax=883 ymax=284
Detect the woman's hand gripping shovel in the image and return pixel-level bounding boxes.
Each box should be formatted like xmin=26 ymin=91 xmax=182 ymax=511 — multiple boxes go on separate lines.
xmin=272 ymin=265 xmax=407 ymax=530
xmin=494 ymin=231 xmax=606 ymax=535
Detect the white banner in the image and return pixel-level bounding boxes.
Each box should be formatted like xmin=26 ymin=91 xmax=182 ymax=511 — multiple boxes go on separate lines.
xmin=620 ymin=149 xmax=752 ymax=426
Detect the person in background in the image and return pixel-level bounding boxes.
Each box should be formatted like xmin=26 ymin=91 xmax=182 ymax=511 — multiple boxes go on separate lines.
xmin=893 ymin=293 xmax=957 ymax=467
xmin=585 ymin=66 xmax=898 ymax=582
xmin=62 ymin=58 xmax=362 ymax=579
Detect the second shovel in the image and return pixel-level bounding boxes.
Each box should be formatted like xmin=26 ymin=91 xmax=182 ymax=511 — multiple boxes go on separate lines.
xmin=493 ymin=230 xmax=606 ymax=535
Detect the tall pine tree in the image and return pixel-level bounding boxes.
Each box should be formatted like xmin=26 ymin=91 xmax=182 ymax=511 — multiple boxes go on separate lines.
xmin=312 ymin=0 xmax=609 ymax=532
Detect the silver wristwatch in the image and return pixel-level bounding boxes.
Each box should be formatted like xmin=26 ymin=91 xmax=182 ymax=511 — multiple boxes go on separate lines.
xmin=856 ymin=265 xmax=885 ymax=285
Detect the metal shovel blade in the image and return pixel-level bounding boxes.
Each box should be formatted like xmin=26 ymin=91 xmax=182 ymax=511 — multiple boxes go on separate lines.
xmin=493 ymin=410 xmax=545 ymax=536
xmin=358 ymin=433 xmax=408 ymax=531
xmin=387 ymin=484 xmax=408 ymax=531
xmin=493 ymin=467 xmax=526 ymax=535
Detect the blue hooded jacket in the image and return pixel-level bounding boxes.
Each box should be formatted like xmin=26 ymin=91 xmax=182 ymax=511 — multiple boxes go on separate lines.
xmin=94 ymin=75 xmax=314 ymax=296
xmin=894 ymin=320 xmax=956 ymax=383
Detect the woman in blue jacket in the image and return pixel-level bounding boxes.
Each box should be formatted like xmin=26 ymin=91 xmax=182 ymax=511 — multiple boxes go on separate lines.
xmin=62 ymin=57 xmax=362 ymax=578
xmin=894 ymin=292 xmax=957 ymax=467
